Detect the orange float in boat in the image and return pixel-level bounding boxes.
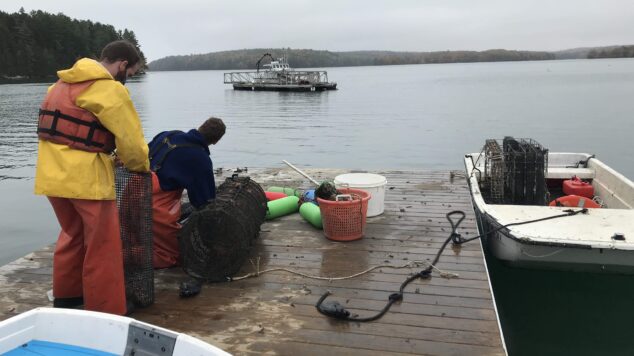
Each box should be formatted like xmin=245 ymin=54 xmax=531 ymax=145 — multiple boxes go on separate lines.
xmin=549 ymin=195 xmax=601 ymax=208
xmin=563 ymin=176 xmax=594 ymax=198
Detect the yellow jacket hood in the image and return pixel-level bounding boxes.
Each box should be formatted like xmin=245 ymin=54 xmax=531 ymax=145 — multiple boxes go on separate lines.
xmin=57 ymin=58 xmax=114 ymax=83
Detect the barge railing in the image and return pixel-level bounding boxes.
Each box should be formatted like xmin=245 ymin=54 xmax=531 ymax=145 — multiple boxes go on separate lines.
xmin=224 ymin=70 xmax=330 ymax=85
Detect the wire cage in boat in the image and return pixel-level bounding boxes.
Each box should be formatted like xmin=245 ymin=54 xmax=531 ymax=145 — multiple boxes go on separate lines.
xmin=481 ymin=137 xmax=549 ymax=205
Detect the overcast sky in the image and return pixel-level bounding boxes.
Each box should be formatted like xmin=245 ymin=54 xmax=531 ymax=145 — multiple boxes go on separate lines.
xmin=3 ymin=1 xmax=634 ymax=61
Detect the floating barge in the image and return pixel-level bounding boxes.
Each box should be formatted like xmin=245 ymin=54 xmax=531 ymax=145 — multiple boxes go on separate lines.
xmin=0 ymin=168 xmax=504 ymax=355
xmin=224 ymin=54 xmax=337 ymax=92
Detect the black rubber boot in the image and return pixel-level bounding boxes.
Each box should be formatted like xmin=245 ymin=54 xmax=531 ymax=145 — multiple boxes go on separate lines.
xmin=125 ymin=299 xmax=136 ymax=316
xmin=179 ymin=278 xmax=203 ymax=298
xmin=53 ymin=296 xmax=84 ymax=309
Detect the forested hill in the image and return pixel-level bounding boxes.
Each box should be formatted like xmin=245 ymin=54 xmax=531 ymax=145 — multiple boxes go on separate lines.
xmin=0 ymin=8 xmax=146 ymax=80
xmin=552 ymin=45 xmax=634 ymax=59
xmin=588 ymin=45 xmax=634 ymax=59
xmin=148 ymin=48 xmax=556 ymax=71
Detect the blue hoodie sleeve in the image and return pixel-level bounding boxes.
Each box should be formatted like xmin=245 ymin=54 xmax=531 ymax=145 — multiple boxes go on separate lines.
xmin=185 ymin=154 xmax=216 ymax=208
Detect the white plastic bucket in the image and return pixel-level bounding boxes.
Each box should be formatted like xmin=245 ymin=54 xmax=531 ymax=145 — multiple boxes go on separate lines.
xmin=334 ymin=173 xmax=387 ymax=217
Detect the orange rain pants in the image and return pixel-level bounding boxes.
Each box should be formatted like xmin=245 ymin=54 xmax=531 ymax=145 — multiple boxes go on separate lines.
xmin=151 ymin=173 xmax=184 ymax=269
xmin=48 ymin=197 xmax=126 ymax=315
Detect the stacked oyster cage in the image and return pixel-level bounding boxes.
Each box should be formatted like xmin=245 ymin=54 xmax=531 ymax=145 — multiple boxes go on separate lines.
xmin=482 ymin=137 xmax=549 ymax=205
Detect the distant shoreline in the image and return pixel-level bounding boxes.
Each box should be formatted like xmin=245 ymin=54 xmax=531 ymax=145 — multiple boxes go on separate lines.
xmin=2 ymin=57 xmax=632 ymax=84
xmin=0 ymin=73 xmax=147 ymax=85
xmin=147 ymin=56 xmax=634 ymax=73
xmin=0 ymin=76 xmax=56 ymax=85
xmin=147 ymin=45 xmax=634 ymax=72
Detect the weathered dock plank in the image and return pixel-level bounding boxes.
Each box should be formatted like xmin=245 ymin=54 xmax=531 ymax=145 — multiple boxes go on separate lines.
xmin=0 ymin=168 xmax=505 ymax=355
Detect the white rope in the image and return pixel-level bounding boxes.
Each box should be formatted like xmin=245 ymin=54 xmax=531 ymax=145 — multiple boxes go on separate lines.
xmin=230 ymin=257 xmax=459 ymax=282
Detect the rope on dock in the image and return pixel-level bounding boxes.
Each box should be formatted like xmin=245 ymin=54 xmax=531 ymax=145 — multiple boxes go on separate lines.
xmin=228 ymin=256 xmax=459 ymax=282
xmin=315 ymin=207 xmax=590 ymax=323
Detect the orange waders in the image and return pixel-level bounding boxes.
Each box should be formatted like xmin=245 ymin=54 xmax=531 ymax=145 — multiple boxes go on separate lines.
xmin=151 ymin=173 xmax=184 ymax=269
xmin=48 ymin=197 xmax=126 ymax=315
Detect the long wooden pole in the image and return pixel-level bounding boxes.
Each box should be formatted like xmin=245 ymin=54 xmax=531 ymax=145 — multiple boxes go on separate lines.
xmin=282 ymin=160 xmax=320 ymax=186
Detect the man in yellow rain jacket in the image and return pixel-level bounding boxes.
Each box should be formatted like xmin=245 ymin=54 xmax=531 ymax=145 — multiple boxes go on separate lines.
xmin=34 ymin=40 xmax=150 ymax=315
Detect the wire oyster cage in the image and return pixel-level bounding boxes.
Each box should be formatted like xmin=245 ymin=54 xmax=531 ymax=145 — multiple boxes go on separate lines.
xmin=179 ymin=174 xmax=267 ymax=282
xmin=480 ymin=137 xmax=549 ymax=205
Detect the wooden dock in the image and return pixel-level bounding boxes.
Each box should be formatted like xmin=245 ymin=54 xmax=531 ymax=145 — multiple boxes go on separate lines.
xmin=0 ymin=168 xmax=505 ymax=355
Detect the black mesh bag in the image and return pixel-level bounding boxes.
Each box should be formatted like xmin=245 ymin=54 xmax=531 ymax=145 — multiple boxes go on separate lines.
xmin=115 ymin=167 xmax=154 ymax=307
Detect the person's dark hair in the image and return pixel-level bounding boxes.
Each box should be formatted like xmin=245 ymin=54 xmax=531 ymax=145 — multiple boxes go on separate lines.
xmin=198 ymin=117 xmax=226 ymax=145
xmin=100 ymin=40 xmax=141 ymax=67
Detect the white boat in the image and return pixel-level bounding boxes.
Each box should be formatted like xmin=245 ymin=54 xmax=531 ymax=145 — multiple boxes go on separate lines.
xmin=464 ymin=138 xmax=634 ymax=273
xmin=261 ymin=57 xmax=291 ymax=72
xmin=0 ymin=308 xmax=229 ymax=355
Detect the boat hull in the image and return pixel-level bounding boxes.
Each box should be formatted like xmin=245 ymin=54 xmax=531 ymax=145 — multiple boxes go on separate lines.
xmin=472 ymin=202 xmax=634 ymax=274
xmin=0 ymin=308 xmax=229 ymax=355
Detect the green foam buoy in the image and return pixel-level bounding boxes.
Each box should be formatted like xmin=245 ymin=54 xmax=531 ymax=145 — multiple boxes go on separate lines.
xmin=299 ymin=202 xmax=322 ymax=229
xmin=266 ymin=196 xmax=300 ymax=220
xmin=267 ymin=186 xmax=302 ymax=197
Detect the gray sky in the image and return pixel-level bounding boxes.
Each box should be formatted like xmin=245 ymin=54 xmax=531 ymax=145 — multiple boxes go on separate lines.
xmin=4 ymin=1 xmax=634 ymax=61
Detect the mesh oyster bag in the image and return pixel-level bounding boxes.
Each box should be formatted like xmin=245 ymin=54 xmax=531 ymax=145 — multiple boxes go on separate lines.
xmin=115 ymin=166 xmax=154 ymax=307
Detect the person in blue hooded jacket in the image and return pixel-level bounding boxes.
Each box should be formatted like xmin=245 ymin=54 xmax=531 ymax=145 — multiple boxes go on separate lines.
xmin=148 ymin=117 xmax=226 ymax=268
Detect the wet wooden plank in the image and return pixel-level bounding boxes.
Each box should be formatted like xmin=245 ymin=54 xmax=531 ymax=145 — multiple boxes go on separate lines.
xmin=0 ymin=169 xmax=505 ymax=355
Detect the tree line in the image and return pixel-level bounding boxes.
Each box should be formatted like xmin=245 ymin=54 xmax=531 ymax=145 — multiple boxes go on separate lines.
xmin=588 ymin=46 xmax=634 ymax=59
xmin=2 ymin=8 xmax=631 ymax=77
xmin=0 ymin=8 xmax=146 ymax=80
xmin=148 ymin=48 xmax=557 ymax=71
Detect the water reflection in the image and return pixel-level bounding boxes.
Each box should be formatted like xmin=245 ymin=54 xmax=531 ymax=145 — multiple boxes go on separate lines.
xmin=0 ymin=83 xmax=48 ymax=180
xmin=320 ymin=243 xmax=369 ymax=279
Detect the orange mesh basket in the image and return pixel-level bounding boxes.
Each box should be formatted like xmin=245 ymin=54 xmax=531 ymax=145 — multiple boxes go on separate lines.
xmin=317 ymin=188 xmax=371 ymax=241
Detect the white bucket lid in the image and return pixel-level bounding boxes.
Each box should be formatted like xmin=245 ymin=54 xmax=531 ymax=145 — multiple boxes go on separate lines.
xmin=334 ymin=173 xmax=387 ymax=188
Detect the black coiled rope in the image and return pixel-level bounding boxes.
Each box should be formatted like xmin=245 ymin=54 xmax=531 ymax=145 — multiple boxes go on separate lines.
xmin=316 ymin=208 xmax=588 ymax=322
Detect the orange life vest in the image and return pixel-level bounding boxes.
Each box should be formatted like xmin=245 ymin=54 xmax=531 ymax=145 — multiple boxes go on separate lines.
xmin=37 ymin=79 xmax=115 ymax=153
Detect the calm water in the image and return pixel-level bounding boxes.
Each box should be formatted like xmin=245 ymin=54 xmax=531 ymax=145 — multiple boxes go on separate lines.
xmin=1 ymin=58 xmax=634 ymax=354
xmin=3 ymin=59 xmax=634 ymax=181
